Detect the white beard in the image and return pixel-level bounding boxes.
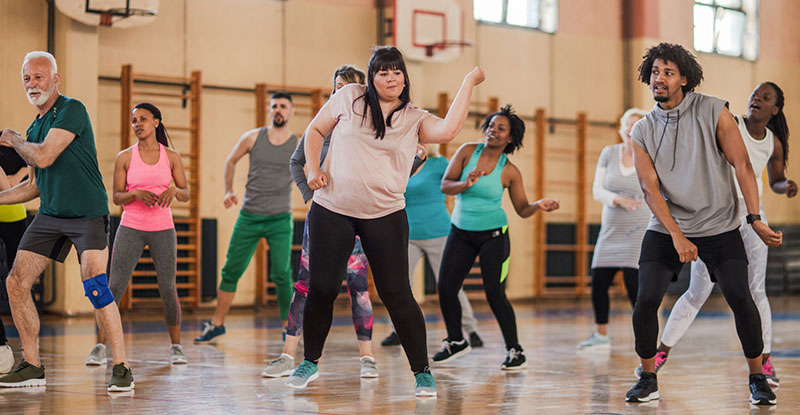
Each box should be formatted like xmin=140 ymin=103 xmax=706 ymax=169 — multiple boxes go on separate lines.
xmin=27 ymin=86 xmax=53 ymax=106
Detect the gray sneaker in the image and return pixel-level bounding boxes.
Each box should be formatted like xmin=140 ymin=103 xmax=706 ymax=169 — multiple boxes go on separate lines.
xmin=261 ymin=353 xmax=295 ymax=378
xmin=170 ymin=344 xmax=187 ymax=365
xmin=86 ymin=344 xmax=107 ymax=366
xmin=360 ymin=356 xmax=378 ymax=378
xmin=108 ymin=363 xmax=134 ymax=392
xmin=578 ymin=333 xmax=610 ymax=349
xmin=286 ymin=360 xmax=319 ymax=389
xmin=0 ymin=361 xmax=46 ymax=388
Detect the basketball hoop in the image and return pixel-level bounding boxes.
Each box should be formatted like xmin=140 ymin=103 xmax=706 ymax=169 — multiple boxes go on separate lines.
xmin=86 ymin=1 xmax=158 ymax=27
xmin=422 ymin=41 xmax=474 ymax=57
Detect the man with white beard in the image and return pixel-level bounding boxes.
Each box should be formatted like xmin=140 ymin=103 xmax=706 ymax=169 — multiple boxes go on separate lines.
xmin=0 ymin=51 xmax=134 ymax=392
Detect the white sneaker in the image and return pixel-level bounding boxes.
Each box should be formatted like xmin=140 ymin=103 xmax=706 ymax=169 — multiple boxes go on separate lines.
xmin=577 ymin=333 xmax=610 ymax=349
xmin=262 ymin=353 xmax=295 ymax=378
xmin=0 ymin=345 xmax=13 ymax=374
xmin=360 ymin=356 xmax=378 ymax=378
xmin=86 ymin=344 xmax=107 ymax=366
xmin=170 ymin=344 xmax=187 ymax=364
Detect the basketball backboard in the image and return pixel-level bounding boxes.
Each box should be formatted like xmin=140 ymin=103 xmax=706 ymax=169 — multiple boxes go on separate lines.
xmin=55 ymin=0 xmax=159 ymax=28
xmin=393 ymin=0 xmax=468 ymax=62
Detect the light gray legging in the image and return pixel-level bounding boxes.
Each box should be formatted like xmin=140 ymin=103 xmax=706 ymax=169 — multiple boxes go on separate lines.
xmin=406 ymin=236 xmax=479 ymax=335
xmin=110 ymin=225 xmax=181 ymax=326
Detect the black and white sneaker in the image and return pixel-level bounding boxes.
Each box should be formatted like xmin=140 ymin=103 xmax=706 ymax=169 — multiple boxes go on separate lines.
xmin=749 ymin=373 xmax=777 ymax=405
xmin=626 ymin=372 xmax=659 ymax=402
xmin=432 ymin=339 xmax=471 ymax=363
xmin=501 ymin=346 xmax=527 ymax=370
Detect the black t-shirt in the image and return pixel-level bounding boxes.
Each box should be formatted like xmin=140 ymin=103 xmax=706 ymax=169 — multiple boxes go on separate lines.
xmin=0 ymin=147 xmax=26 ymax=175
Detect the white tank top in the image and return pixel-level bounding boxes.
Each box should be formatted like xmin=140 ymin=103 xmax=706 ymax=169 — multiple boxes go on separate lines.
xmin=733 ymin=115 xmax=774 ymax=211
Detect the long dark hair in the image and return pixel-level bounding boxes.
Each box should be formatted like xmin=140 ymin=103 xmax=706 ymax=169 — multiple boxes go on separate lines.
xmin=480 ymin=105 xmax=525 ymax=154
xmin=358 ymin=46 xmax=411 ymax=139
xmin=764 ymin=81 xmax=789 ymax=165
xmin=133 ymin=102 xmax=172 ymax=148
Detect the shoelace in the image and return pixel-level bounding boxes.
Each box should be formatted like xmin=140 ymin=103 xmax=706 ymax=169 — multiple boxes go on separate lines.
xmin=507 ymin=348 xmax=521 ymax=361
xmin=112 ymin=365 xmax=128 ymax=378
xmin=654 ymin=353 xmax=667 ymax=367
xmin=201 ymin=322 xmax=215 ymax=335
xmin=295 ymin=363 xmax=315 ymax=378
xmin=440 ymin=341 xmax=453 ymax=354
xmin=416 ymin=373 xmax=434 ymax=387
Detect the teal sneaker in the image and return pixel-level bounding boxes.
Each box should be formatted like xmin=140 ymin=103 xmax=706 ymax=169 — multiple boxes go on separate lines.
xmin=0 ymin=361 xmax=46 ymax=388
xmin=286 ymin=360 xmax=319 ymax=389
xmin=414 ymin=367 xmax=437 ymax=397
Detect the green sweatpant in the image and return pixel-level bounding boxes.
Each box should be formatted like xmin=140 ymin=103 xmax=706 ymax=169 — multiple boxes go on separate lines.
xmin=220 ymin=210 xmax=293 ymax=320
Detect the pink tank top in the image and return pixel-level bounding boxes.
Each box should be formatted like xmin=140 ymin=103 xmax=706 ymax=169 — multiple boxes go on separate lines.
xmin=120 ymin=143 xmax=174 ymax=231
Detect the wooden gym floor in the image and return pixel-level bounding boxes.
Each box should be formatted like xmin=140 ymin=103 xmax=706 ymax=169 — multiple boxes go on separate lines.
xmin=0 ymin=294 xmax=798 ymax=414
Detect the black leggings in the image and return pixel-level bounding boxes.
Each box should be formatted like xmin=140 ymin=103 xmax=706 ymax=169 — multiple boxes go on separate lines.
xmin=0 ymin=219 xmax=28 ymax=345
xmin=633 ymin=230 xmax=762 ymax=359
xmin=590 ymin=267 xmax=638 ymax=325
xmin=302 ymin=203 xmax=428 ymax=373
xmin=438 ymin=225 xmax=518 ymax=349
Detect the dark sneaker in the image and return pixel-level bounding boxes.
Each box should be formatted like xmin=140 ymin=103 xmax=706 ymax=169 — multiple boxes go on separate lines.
xmin=626 ymin=372 xmax=659 ymax=402
xmin=634 ymin=351 xmax=667 ymax=378
xmin=468 ymin=332 xmax=483 ymax=348
xmin=762 ymin=356 xmax=780 ymax=387
xmin=432 ymin=339 xmax=471 ymax=363
xmin=381 ymin=331 xmax=400 ymax=346
xmin=0 ymin=361 xmax=45 ymax=388
xmin=501 ymin=346 xmax=527 ymax=371
xmin=749 ymin=373 xmax=777 ymax=405
xmin=414 ymin=367 xmax=437 ymax=397
xmin=194 ymin=321 xmax=226 ymax=344
xmin=108 ymin=363 xmax=134 ymax=392
xmin=286 ymin=360 xmax=319 ymax=389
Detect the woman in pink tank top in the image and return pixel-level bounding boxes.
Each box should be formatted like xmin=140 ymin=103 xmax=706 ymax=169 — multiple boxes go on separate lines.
xmin=86 ymin=103 xmax=191 ymax=366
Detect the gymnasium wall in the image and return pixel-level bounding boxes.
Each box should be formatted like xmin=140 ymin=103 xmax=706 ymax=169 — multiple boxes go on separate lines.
xmin=0 ymin=0 xmax=798 ymax=313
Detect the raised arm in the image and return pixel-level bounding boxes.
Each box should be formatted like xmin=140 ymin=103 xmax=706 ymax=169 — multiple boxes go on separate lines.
xmin=419 ymin=67 xmax=485 ymax=144
xmin=0 ymin=128 xmax=75 ymax=169
xmin=441 ymin=143 xmax=480 ymax=195
xmin=290 ymin=135 xmax=314 ymax=202
xmin=304 ymin=102 xmax=338 ymax=191
xmin=223 ymin=129 xmax=258 ymax=208
xmin=717 ymin=107 xmax=782 ymax=246
xmin=633 ymin=143 xmax=696 ymax=262
xmin=0 ymin=166 xmax=39 ymax=205
xmin=504 ymin=162 xmax=559 ymax=218
xmin=766 ymin=136 xmax=797 ymax=197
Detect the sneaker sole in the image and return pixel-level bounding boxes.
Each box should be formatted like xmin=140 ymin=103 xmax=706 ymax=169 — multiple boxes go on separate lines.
xmin=501 ymin=361 xmax=528 ymax=371
xmin=86 ymin=359 xmax=107 ymax=366
xmin=262 ymin=368 xmax=295 ymax=378
xmin=432 ymin=345 xmax=472 ymax=363
xmin=578 ymin=342 xmax=610 ymax=349
xmin=108 ymin=381 xmax=135 ymax=392
xmin=749 ymin=395 xmax=777 ymax=405
xmin=0 ymin=378 xmax=46 ymax=388
xmin=171 ymin=358 xmax=188 ymax=365
xmin=286 ymin=372 xmax=319 ymax=389
xmin=360 ymin=371 xmax=379 ymax=378
xmin=626 ymin=391 xmax=659 ymax=402
xmin=193 ymin=335 xmax=224 ymax=345
xmin=415 ymin=389 xmax=437 ymax=397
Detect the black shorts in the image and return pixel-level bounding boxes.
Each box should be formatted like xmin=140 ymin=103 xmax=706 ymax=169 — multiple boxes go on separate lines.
xmin=18 ymin=214 xmax=109 ymax=263
xmin=638 ymin=228 xmax=747 ymax=282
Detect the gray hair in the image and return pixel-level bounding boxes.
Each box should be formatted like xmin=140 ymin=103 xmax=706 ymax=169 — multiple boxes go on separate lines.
xmin=619 ymin=108 xmax=647 ymax=139
xmin=22 ymin=51 xmax=58 ymax=76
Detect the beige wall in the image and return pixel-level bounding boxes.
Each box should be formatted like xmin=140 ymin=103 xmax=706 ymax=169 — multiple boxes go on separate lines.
xmin=1 ymin=0 xmax=798 ymax=312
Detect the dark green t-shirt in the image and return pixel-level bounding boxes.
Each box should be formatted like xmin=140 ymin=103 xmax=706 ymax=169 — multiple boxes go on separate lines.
xmin=26 ymin=95 xmax=109 ymax=218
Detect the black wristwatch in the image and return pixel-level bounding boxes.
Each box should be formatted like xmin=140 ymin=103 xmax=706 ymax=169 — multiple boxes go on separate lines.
xmin=746 ymin=214 xmax=761 ymax=224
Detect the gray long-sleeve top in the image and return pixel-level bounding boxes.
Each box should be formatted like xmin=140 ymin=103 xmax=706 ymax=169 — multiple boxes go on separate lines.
xmin=290 ymin=133 xmax=425 ymax=203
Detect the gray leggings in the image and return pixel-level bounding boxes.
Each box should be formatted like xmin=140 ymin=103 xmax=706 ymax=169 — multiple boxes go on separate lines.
xmin=110 ymin=225 xmax=181 ymax=326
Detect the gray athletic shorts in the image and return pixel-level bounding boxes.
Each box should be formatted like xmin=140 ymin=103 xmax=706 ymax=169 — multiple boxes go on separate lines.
xmin=18 ymin=214 xmax=109 ymax=262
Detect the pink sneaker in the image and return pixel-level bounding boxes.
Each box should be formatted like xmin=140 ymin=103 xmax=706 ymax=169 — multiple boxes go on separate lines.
xmin=762 ymin=356 xmax=780 ymax=387
xmin=634 ymin=351 xmax=668 ymax=379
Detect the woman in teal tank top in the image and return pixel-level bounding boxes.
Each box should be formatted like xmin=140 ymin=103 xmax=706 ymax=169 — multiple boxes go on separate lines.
xmin=433 ymin=105 xmax=559 ymax=370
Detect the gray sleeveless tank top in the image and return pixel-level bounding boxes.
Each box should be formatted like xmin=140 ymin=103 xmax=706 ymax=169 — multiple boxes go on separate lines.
xmin=242 ymin=127 xmax=298 ymax=216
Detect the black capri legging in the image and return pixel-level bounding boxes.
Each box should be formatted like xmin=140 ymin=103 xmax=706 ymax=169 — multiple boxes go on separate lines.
xmin=302 ymin=203 xmax=429 ymax=373
xmin=590 ymin=267 xmax=638 ymax=325
xmin=438 ymin=225 xmax=519 ymax=349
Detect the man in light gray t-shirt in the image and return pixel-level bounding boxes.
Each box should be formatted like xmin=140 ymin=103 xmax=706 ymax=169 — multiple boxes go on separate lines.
xmin=625 ymin=43 xmax=782 ymax=406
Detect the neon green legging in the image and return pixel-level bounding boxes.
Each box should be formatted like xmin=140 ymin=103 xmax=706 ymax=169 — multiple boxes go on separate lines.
xmin=220 ymin=210 xmax=293 ymax=320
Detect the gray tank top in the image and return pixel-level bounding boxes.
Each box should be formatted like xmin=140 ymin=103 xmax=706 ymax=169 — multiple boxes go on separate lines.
xmin=631 ymin=91 xmax=739 ymax=237
xmin=242 ymin=127 xmax=298 ymax=216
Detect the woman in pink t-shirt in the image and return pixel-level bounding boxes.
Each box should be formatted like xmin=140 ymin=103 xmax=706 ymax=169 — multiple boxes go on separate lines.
xmin=285 ymin=46 xmax=484 ymax=397
xmin=86 ymin=103 xmax=190 ymax=366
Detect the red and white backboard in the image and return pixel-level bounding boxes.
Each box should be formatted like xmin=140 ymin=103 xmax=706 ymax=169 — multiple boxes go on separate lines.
xmin=393 ymin=0 xmax=466 ymax=62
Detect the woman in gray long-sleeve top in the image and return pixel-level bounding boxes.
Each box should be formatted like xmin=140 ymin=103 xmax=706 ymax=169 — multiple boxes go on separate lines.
xmin=262 ymin=65 xmax=380 ymax=379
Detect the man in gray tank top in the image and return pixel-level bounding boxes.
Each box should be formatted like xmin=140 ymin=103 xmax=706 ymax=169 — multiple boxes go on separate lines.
xmin=195 ymin=92 xmax=298 ymax=344
xmin=625 ymin=43 xmax=782 ymax=406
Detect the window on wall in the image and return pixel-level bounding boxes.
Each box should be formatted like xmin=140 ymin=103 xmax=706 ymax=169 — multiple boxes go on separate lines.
xmin=693 ymin=0 xmax=758 ymax=60
xmin=474 ymin=0 xmax=558 ymax=33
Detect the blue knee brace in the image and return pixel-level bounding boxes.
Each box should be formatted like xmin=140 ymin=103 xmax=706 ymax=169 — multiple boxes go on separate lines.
xmin=83 ymin=273 xmax=114 ymax=309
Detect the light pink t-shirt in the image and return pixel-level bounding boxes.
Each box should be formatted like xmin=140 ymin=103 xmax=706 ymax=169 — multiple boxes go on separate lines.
xmin=120 ymin=143 xmax=175 ymax=231
xmin=312 ymin=84 xmax=433 ymax=219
